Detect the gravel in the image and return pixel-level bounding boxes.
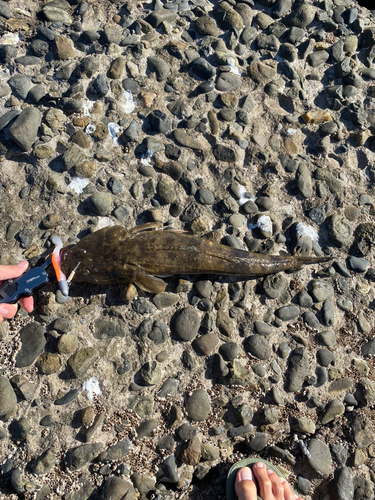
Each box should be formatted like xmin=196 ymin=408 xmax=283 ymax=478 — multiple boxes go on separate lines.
xmin=0 ymin=0 xmax=374 ymax=498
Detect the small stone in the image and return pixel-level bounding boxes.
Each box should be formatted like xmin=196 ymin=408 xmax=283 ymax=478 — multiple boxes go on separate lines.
xmin=275 ymin=305 xmax=300 ymax=321
xmin=310 ymin=280 xmax=334 ymax=302
xmin=320 ymin=399 xmax=345 ymax=424
xmin=136 ymin=418 xmax=158 ymax=439
xmin=139 ymin=361 xmax=161 ymax=385
xmin=15 ymin=323 xmax=46 ymax=368
xmin=348 ymin=256 xmax=370 ymax=273
xmin=248 ymin=433 xmax=268 ymax=452
xmin=101 ymin=476 xmax=135 ymax=500
xmin=58 ymin=335 xmax=79 ymax=355
xmin=36 ymin=353 xmax=62 ymax=375
xmin=302 ymin=109 xmax=332 ymax=124
xmin=147 ymin=56 xmax=171 ymax=81
xmin=173 ymin=129 xmax=203 ymax=150
xmin=219 ymin=1 xmax=243 ymax=30
xmin=317 ymin=348 xmax=335 ymax=367
xmin=328 ymin=468 xmax=354 ymax=500
xmin=173 ymin=307 xmax=200 ymax=341
xmin=193 ymin=333 xmax=219 ymax=355
xmin=213 ymin=144 xmax=238 ymax=162
xmin=248 ymin=61 xmax=277 ymax=84
xmin=71 ymin=129 xmax=91 ymax=149
xmin=0 ymin=376 xmax=17 ymax=417
xmin=195 ymin=15 xmax=220 ymax=36
xmin=216 ymin=73 xmax=242 ymax=92
xmin=263 ymin=274 xmax=287 ymax=299
xmin=290 ymin=416 xmax=316 ymax=434
xmin=198 ymin=188 xmax=215 ymax=205
xmin=67 ymin=348 xmax=98 ymax=378
xmin=157 ymin=178 xmax=176 ymax=204
xmin=33 ymin=145 xmax=54 ymax=159
xmin=32 ymin=448 xmax=56 ymax=475
xmin=8 ymin=74 xmax=32 ymax=99
xmin=285 ymin=348 xmax=309 ymax=393
xmin=244 ymin=335 xmax=271 ymax=360
xmin=308 ymin=439 xmax=331 ymax=478
xmin=319 ymin=330 xmax=336 ymax=347
xmin=284 ymin=4 xmax=316 ymax=28
xmin=9 ymin=107 xmax=42 ymax=152
xmin=65 ymin=443 xmax=103 ymax=471
xmin=88 ymin=192 xmax=112 ymax=216
xmin=185 ymin=388 xmax=211 ymax=422
xmin=307 ymin=51 xmax=330 ymax=67
xmin=180 ymin=435 xmax=201 ymax=465
xmin=54 ymin=36 xmax=74 ymax=60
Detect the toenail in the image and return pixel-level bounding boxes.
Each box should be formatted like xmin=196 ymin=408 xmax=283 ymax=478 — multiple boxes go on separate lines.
xmin=279 ymin=478 xmax=285 ymax=483
xmin=238 ymin=468 xmax=252 ymax=481
xmin=267 ymin=470 xmax=274 ymax=475
xmin=255 ymin=462 xmax=264 ymax=468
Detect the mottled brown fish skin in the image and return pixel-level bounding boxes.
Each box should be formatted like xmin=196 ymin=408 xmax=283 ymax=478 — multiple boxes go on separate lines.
xmin=61 ymin=225 xmax=331 ymax=293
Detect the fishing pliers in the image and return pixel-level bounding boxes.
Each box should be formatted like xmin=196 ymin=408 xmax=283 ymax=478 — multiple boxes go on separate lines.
xmin=0 ymin=258 xmax=54 ymax=304
xmin=0 ymin=237 xmax=72 ymax=304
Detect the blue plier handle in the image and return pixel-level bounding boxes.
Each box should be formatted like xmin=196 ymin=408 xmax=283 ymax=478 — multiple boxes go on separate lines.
xmin=0 ymin=258 xmax=53 ymax=304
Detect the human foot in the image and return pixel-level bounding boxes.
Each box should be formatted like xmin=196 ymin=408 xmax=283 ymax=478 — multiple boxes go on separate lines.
xmin=234 ymin=462 xmax=304 ymax=500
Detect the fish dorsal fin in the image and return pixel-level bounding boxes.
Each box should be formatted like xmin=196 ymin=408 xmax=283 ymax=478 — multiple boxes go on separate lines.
xmin=135 ymin=272 xmax=167 ymax=294
xmin=129 ymin=222 xmax=163 ymax=234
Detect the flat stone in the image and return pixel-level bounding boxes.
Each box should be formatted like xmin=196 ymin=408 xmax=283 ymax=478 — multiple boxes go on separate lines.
xmin=185 ymin=388 xmax=211 ymax=421
xmin=328 ymin=468 xmax=354 ymax=500
xmin=88 ymin=192 xmax=112 ymax=216
xmin=9 ymin=107 xmax=42 ymax=152
xmin=173 ymin=129 xmax=203 ymax=150
xmin=67 ymin=348 xmax=98 ymax=378
xmin=0 ymin=376 xmax=17 ymax=417
xmin=147 ymin=56 xmax=171 ymax=81
xmin=193 ymin=333 xmax=219 ymax=355
xmin=244 ymin=335 xmax=271 ymax=360
xmin=216 ymin=73 xmax=242 ymax=92
xmin=213 ymin=144 xmax=238 ymax=162
xmin=275 ymin=305 xmax=300 ymax=321
xmin=320 ymin=399 xmax=345 ymax=424
xmin=101 ymin=476 xmax=135 ymax=500
xmin=285 ymin=347 xmax=309 ymax=392
xmin=284 ymin=4 xmax=316 ymax=28
xmin=15 ymin=323 xmax=46 ymax=368
xmin=307 ymin=439 xmax=331 ymax=478
xmin=195 ymin=15 xmax=220 ymax=36
xmin=65 ymin=443 xmax=103 ymax=473
xmin=139 ymin=361 xmax=161 ymax=385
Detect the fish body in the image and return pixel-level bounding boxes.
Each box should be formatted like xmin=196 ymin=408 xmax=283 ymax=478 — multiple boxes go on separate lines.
xmin=61 ymin=224 xmax=331 ymax=294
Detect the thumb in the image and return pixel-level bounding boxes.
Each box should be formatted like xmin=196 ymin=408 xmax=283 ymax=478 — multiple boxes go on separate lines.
xmin=0 ymin=261 xmax=28 ymax=281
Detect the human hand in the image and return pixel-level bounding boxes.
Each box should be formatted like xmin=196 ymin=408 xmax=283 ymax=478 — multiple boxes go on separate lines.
xmin=0 ymin=261 xmax=34 ymax=324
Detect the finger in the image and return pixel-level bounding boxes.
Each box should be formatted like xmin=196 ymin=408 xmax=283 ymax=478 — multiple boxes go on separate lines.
xmin=253 ymin=462 xmax=273 ymax=500
xmin=0 ymin=261 xmax=28 ymax=281
xmin=235 ymin=467 xmax=257 ymax=500
xmin=282 ymin=480 xmax=301 ymax=500
xmin=19 ymin=295 xmax=34 ymax=313
xmin=0 ymin=304 xmax=18 ymax=320
xmin=267 ymin=470 xmax=285 ymax=500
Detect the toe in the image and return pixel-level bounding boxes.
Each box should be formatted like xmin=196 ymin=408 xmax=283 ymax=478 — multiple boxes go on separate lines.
xmin=282 ymin=480 xmax=300 ymax=500
xmin=266 ymin=470 xmax=285 ymax=500
xmin=253 ymin=463 xmax=274 ymax=500
xmin=235 ymin=467 xmax=258 ymax=500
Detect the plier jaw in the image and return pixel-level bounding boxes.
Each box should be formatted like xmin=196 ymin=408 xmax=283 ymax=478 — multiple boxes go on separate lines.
xmin=0 ymin=258 xmax=54 ymax=304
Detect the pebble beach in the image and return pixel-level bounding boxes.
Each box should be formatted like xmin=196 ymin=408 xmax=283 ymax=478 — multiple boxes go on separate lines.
xmin=0 ymin=0 xmax=375 ymax=498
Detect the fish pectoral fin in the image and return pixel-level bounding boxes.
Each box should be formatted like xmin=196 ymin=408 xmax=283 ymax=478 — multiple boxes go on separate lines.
xmin=134 ymin=272 xmax=167 ymax=294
